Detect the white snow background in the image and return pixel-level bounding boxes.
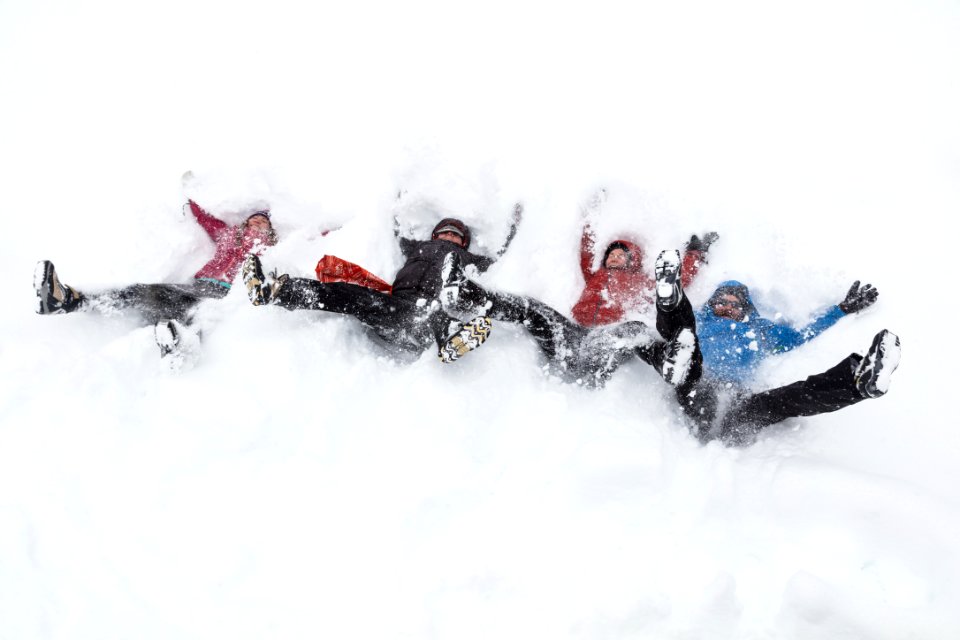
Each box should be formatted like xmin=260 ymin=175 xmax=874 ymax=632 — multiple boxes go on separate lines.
xmin=2 ymin=0 xmax=959 ymax=638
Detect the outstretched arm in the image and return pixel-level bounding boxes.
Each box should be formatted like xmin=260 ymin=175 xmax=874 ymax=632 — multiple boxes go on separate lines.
xmin=466 ymin=203 xmax=523 ymax=274
xmin=495 ymin=202 xmax=524 ymax=258
xmin=579 ymin=217 xmax=597 ymax=281
xmin=680 ymin=232 xmax=719 ymax=288
xmin=764 ymin=280 xmax=877 ymax=354
xmin=393 ymin=214 xmax=418 ymax=258
xmin=765 ymin=305 xmax=847 ymax=354
xmin=188 ymin=200 xmax=228 ymax=241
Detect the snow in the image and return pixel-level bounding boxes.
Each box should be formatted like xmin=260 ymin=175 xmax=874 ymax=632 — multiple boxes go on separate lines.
xmin=2 ymin=0 xmax=960 ymax=638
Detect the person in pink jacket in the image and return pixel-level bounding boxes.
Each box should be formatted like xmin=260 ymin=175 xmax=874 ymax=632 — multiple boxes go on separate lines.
xmin=34 ymin=199 xmax=277 ymax=363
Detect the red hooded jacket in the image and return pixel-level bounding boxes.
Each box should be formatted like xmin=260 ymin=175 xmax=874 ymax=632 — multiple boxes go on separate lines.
xmin=570 ymin=223 xmax=704 ymax=327
xmin=189 ymin=200 xmax=277 ymax=286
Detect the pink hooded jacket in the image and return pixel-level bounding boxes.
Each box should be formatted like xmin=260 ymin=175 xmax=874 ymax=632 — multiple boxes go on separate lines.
xmin=189 ymin=200 xmax=276 ymax=286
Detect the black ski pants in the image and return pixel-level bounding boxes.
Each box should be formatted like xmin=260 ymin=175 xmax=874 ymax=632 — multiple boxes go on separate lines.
xmin=459 ymin=281 xmax=701 ymax=387
xmin=85 ymin=279 xmax=230 ymax=325
xmin=272 ymin=278 xmax=459 ymax=353
xmin=683 ymin=353 xmax=866 ymax=445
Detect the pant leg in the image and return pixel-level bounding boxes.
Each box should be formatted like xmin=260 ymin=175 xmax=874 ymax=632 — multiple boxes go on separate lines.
xmin=676 ymin=379 xmax=721 ymax=443
xmin=472 ymin=284 xmax=587 ymax=369
xmin=578 ymin=321 xmax=660 ymax=386
xmin=632 ymin=293 xmax=704 ymax=397
xmin=718 ymin=354 xmax=865 ymax=444
xmin=656 ymin=291 xmax=697 ymax=341
xmin=86 ymin=283 xmax=208 ymax=325
xmin=273 ymin=278 xmax=457 ymax=351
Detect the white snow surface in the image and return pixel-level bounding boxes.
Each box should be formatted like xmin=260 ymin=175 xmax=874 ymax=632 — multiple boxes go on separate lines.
xmin=2 ymin=1 xmax=960 ymax=638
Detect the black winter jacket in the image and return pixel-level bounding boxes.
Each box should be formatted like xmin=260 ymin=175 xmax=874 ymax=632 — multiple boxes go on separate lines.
xmin=391 ymin=238 xmax=495 ymax=300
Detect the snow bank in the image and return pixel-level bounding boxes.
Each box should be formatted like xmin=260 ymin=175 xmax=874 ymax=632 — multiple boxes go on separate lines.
xmin=2 ymin=0 xmax=959 ymax=638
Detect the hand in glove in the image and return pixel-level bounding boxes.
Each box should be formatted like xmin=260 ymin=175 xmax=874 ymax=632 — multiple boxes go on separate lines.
xmin=839 ymin=280 xmax=879 ymax=314
xmin=686 ymin=231 xmax=719 ymax=253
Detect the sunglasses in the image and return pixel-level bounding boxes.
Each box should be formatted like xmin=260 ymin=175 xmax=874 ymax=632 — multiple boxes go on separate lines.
xmin=709 ymin=293 xmax=746 ymax=309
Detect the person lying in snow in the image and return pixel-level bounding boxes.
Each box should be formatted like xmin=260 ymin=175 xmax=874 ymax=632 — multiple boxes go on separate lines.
xmin=676 ymin=278 xmax=901 ymax=445
xmin=570 ymin=189 xmax=717 ymax=326
xmin=432 ymin=191 xmax=715 ymax=387
xmin=34 ymin=198 xmax=277 ymax=365
xmin=440 ymin=249 xmax=700 ymax=388
xmin=241 ymin=210 xmax=523 ymax=363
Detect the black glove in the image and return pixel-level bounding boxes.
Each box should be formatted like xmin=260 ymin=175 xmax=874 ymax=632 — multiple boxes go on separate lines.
xmin=839 ymin=280 xmax=879 ymax=314
xmin=686 ymin=231 xmax=719 ymax=253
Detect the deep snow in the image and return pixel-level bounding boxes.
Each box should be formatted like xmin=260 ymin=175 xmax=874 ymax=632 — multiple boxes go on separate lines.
xmin=2 ymin=1 xmax=960 ymax=638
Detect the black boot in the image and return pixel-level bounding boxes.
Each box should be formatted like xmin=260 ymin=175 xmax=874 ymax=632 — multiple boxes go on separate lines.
xmin=34 ymin=260 xmax=83 ymax=314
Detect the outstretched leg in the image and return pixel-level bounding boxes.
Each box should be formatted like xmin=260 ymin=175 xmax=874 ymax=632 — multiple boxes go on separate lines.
xmin=457 ymin=278 xmax=586 ymax=369
xmin=85 ymin=283 xmax=215 ymax=325
xmin=35 ymin=260 xmax=227 ymax=325
xmin=242 ymin=255 xmax=490 ymax=362
xmin=647 ymin=250 xmax=703 ymax=389
xmin=718 ymin=330 xmax=902 ymax=445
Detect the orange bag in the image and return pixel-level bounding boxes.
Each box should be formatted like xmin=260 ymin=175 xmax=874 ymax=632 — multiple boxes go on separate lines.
xmin=315 ymin=255 xmax=393 ymax=294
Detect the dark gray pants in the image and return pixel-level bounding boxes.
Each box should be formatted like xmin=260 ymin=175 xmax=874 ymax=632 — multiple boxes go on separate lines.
xmin=84 ymin=279 xmax=230 ymax=325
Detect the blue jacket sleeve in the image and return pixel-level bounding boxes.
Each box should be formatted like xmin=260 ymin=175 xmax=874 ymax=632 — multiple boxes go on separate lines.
xmin=764 ymin=305 xmax=846 ymax=354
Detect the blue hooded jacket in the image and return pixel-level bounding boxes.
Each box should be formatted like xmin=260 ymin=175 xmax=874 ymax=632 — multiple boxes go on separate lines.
xmin=695 ymin=280 xmax=846 ymax=384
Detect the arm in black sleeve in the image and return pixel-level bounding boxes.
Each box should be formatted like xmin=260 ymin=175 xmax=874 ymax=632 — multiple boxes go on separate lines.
xmin=495 ymin=202 xmax=524 ymax=258
xmin=394 ymin=215 xmax=418 ymax=258
xmin=466 ymin=254 xmax=496 ymax=273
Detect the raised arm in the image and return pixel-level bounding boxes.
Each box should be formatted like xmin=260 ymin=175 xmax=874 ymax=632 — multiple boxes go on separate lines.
xmin=495 ymin=202 xmax=524 ymax=258
xmin=188 ymin=200 xmax=228 ymax=241
xmin=680 ymin=232 xmax=719 ymax=288
xmin=393 ymin=214 xmax=418 ymax=258
xmin=579 ymin=218 xmax=597 ymax=281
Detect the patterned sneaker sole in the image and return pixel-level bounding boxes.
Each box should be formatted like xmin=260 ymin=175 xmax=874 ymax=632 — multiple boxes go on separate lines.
xmin=242 ymin=255 xmax=268 ymax=305
xmin=439 ymin=316 xmax=492 ymax=363
xmin=655 ymin=250 xmax=682 ymax=310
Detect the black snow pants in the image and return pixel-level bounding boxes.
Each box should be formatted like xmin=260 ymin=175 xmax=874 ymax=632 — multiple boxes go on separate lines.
xmin=682 ymin=353 xmax=867 ymax=445
xmin=84 ymin=279 xmax=231 ymax=325
xmin=272 ymin=278 xmax=461 ymax=355
xmin=458 ymin=281 xmax=701 ymax=388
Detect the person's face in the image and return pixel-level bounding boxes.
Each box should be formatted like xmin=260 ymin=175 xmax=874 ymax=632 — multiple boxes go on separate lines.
xmin=246 ymin=215 xmax=272 ymax=233
xmin=605 ymin=248 xmax=629 ymax=269
xmin=712 ymin=294 xmax=747 ymax=321
xmin=436 ymin=231 xmax=465 ymax=247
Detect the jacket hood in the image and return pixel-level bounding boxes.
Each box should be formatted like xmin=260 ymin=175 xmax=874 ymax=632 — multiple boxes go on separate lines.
xmin=432 ymin=218 xmax=471 ymax=249
xmin=602 ymin=239 xmax=645 ymax=272
xmin=703 ymin=280 xmax=759 ymax=318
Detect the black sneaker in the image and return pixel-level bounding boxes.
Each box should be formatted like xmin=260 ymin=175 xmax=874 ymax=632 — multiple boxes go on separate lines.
xmin=655 ymin=249 xmax=682 ymax=311
xmin=661 ymin=328 xmax=696 ymax=387
xmin=154 ymin=319 xmax=201 ymax=370
xmin=34 ymin=260 xmax=82 ymax=314
xmin=155 ymin=320 xmax=182 ymax=358
xmin=854 ymin=330 xmax=901 ymax=398
xmin=439 ymin=251 xmax=466 ymax=310
xmin=439 ymin=315 xmax=492 ymax=363
xmin=242 ymin=254 xmax=274 ymax=306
